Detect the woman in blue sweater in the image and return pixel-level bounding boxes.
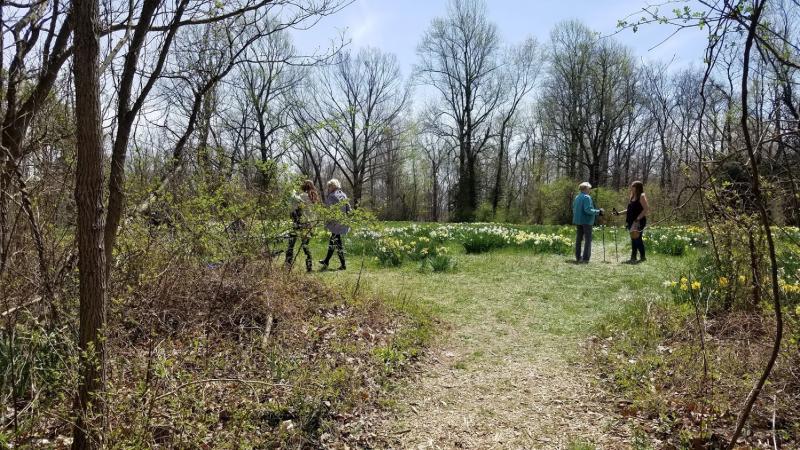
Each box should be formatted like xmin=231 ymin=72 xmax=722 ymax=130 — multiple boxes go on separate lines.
xmin=572 ymin=182 xmax=604 ymax=263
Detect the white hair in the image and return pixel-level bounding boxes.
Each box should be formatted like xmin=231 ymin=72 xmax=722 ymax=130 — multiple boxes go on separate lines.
xmin=579 ymin=182 xmax=592 ymax=191
xmin=327 ymin=178 xmax=341 ymax=189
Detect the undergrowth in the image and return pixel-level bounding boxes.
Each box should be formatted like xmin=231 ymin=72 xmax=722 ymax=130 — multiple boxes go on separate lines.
xmin=2 ymin=256 xmax=433 ymax=448
xmin=591 ymin=258 xmax=800 ymax=449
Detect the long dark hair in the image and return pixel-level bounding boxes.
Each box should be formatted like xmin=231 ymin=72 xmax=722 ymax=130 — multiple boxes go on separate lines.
xmin=301 ymin=179 xmax=320 ymax=204
xmin=631 ymin=180 xmax=644 ymax=201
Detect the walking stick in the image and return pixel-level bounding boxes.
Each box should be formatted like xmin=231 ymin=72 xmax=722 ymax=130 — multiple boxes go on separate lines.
xmin=612 ymin=208 xmax=619 ymax=262
xmin=602 ymin=223 xmax=606 ymax=263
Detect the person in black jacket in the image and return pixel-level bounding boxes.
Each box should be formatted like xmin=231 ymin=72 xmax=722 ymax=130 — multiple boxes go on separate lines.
xmin=613 ymin=180 xmax=650 ymax=263
xmin=285 ymin=180 xmax=320 ymax=272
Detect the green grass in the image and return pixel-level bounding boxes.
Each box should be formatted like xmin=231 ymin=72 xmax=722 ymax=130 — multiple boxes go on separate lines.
xmin=292 ymin=227 xmax=701 ymax=444
xmin=301 ymin=232 xmax=694 ymax=361
xmin=298 ymin=230 xmax=696 ymax=444
xmin=567 ymin=438 xmax=598 ymax=450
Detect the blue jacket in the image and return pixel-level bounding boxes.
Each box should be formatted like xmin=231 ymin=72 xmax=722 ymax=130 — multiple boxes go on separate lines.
xmin=572 ymin=192 xmax=600 ymax=225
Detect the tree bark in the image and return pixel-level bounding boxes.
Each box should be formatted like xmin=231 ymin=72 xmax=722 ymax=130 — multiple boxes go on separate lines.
xmin=71 ymin=0 xmax=108 ymax=447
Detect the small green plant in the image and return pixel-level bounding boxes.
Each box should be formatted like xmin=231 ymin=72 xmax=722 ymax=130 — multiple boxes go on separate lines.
xmin=566 ymin=438 xmax=597 ymax=450
xmin=422 ymin=253 xmax=456 ymax=273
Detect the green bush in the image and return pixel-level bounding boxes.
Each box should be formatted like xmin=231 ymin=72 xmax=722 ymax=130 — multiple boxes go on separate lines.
xmin=1 ymin=326 xmax=72 ymax=399
xmin=474 ymin=201 xmax=497 ymax=223
xmin=538 ymin=178 xmax=577 ymax=225
xmin=590 ymin=187 xmax=625 ymax=217
xmin=461 ymin=229 xmax=508 ymax=254
xmin=644 ymin=232 xmax=689 ymax=256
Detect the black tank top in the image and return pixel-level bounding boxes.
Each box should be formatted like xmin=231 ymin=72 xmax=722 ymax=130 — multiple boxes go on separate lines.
xmin=626 ymin=195 xmax=644 ymax=226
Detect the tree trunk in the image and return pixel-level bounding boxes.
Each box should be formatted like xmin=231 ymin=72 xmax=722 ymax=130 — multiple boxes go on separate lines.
xmin=454 ymin=136 xmax=474 ymax=222
xmin=72 ymin=1 xmax=108 ymax=447
xmin=0 ymin=169 xmax=9 ymax=276
xmin=431 ymin=164 xmax=439 ymax=222
xmin=104 ymin=0 xmax=163 ymax=274
xmin=492 ymin=124 xmax=507 ymax=216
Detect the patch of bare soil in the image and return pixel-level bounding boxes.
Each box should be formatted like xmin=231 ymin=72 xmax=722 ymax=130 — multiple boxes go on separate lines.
xmin=369 ymin=323 xmax=631 ymax=449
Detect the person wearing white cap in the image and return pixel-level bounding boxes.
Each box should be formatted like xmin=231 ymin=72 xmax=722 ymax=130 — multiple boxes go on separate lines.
xmin=571 ymin=182 xmax=604 ymax=263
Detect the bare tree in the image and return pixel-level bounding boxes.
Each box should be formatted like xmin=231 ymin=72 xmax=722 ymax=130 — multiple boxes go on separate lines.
xmin=0 ymin=0 xmax=72 ymax=273
xmin=540 ymin=20 xmax=593 ymax=180
xmin=418 ymin=117 xmax=452 ymax=222
xmin=541 ymin=21 xmax=635 ymax=186
xmin=490 ymin=37 xmax=542 ymax=214
xmin=313 ymin=47 xmax=408 ymax=207
xmin=236 ymin=28 xmax=305 ymax=186
xmin=416 ymin=0 xmax=502 ymax=221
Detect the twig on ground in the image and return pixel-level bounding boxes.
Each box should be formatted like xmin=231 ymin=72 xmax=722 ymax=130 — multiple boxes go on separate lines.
xmin=154 ymin=378 xmax=293 ymax=402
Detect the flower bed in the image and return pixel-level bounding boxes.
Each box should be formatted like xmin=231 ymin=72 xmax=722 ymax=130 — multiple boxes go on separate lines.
xmin=349 ymin=223 xmax=572 ymax=268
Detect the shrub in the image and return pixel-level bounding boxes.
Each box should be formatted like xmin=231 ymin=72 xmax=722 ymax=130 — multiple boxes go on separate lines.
xmin=422 ymin=252 xmax=456 ymax=273
xmin=461 ymin=228 xmax=509 ymax=253
xmin=348 ymin=230 xmax=381 ymax=257
xmin=405 ymin=236 xmax=436 ymax=261
xmin=375 ymin=237 xmax=405 ymax=267
xmin=474 ymin=201 xmax=497 ymax=223
xmin=644 ymin=232 xmax=689 ymax=256
xmin=514 ymin=231 xmax=572 ymax=255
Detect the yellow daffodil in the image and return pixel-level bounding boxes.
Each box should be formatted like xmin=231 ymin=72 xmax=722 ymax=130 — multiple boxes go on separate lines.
xmin=718 ymin=277 xmax=729 ymax=287
xmin=691 ymin=281 xmax=701 ymax=291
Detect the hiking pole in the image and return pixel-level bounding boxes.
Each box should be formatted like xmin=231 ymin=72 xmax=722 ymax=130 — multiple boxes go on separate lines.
xmin=602 ymin=223 xmax=606 ymax=263
xmin=612 ymin=208 xmax=619 ymax=263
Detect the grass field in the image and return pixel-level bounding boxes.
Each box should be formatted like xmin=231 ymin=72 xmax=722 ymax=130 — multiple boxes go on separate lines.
xmin=294 ymin=226 xmax=695 ymax=447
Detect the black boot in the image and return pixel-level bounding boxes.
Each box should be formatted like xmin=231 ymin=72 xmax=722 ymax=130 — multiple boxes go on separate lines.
xmin=635 ymin=240 xmax=646 ymax=263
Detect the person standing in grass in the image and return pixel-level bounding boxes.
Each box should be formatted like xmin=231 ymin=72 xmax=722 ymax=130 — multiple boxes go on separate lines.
xmin=572 ymin=182 xmax=604 ymax=263
xmin=286 ymin=180 xmax=320 ymax=272
xmin=319 ymin=178 xmax=351 ymax=271
xmin=613 ymin=180 xmax=650 ymax=263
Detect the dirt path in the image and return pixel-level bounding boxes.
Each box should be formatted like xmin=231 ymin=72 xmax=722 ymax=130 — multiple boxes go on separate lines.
xmin=372 ymin=322 xmax=630 ymax=449
xmin=345 ymin=252 xmax=665 ymax=449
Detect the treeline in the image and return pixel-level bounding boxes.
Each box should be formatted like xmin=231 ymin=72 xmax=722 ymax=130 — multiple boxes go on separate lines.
xmin=4 ymin=1 xmax=799 ymax=227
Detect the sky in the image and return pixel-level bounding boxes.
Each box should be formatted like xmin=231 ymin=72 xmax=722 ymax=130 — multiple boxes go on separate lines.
xmin=292 ymin=0 xmax=710 ymax=79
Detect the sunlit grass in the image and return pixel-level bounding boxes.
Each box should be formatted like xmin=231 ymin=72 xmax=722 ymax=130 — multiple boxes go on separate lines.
xmin=303 ymin=235 xmax=695 ymax=361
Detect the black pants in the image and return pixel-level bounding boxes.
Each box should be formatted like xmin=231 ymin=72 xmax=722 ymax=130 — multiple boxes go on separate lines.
xmin=629 ymin=217 xmax=647 ymax=260
xmin=322 ymin=233 xmax=345 ymax=268
xmin=286 ymin=232 xmax=312 ymax=272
